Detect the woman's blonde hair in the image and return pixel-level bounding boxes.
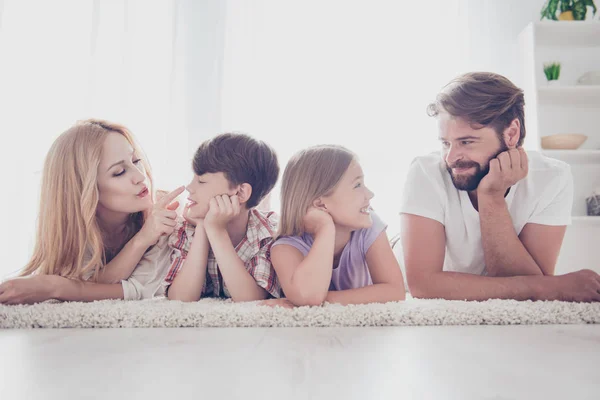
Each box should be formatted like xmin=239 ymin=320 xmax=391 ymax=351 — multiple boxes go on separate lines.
xmin=20 ymin=119 xmax=153 ymax=281
xmin=277 ymin=145 xmax=354 ymax=238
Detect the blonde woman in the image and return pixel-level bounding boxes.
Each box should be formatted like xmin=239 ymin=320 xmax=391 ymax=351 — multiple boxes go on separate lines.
xmin=265 ymin=145 xmax=406 ymax=307
xmin=0 ymin=119 xmax=184 ymax=304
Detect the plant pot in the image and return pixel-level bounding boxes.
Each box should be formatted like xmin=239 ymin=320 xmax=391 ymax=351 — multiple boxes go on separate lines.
xmin=558 ymin=11 xmax=575 ymax=20
xmin=586 ymin=195 xmax=600 ymax=216
xmin=547 ymin=79 xmax=560 ymax=86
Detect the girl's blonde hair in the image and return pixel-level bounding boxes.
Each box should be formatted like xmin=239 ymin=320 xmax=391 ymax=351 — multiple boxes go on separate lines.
xmin=20 ymin=119 xmax=153 ymax=281
xmin=277 ymin=145 xmax=354 ymax=238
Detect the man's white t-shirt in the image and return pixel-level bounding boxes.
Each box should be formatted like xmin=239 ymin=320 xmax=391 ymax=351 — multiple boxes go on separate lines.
xmin=399 ymin=151 xmax=573 ymax=276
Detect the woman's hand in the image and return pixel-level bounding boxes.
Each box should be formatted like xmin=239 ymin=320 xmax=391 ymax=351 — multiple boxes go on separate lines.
xmin=137 ymin=186 xmax=184 ymax=247
xmin=0 ymin=275 xmax=63 ymax=305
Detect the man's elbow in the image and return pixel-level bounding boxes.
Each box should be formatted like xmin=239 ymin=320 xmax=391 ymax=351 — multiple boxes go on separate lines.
xmin=406 ymin=272 xmax=436 ymax=299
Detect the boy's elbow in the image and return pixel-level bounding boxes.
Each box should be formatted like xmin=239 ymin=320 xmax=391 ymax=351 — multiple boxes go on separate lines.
xmin=287 ymin=289 xmax=327 ymax=307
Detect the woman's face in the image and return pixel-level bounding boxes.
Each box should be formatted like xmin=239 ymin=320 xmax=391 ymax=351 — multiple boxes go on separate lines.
xmin=96 ymin=132 xmax=152 ymax=215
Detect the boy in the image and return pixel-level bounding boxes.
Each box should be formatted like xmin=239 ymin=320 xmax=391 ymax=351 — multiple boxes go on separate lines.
xmin=122 ymin=132 xmax=281 ymax=302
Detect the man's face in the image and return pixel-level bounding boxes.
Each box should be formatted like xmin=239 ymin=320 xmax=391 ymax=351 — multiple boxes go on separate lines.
xmin=438 ymin=113 xmax=508 ymax=191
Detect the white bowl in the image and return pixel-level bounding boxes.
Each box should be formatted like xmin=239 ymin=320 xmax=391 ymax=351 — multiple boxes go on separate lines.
xmin=541 ymin=134 xmax=588 ymax=150
xmin=577 ymin=71 xmax=600 ymax=86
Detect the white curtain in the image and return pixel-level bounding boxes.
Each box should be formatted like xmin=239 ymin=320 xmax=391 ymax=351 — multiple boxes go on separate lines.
xmin=0 ymin=0 xmax=226 ymax=279
xmin=220 ymin=0 xmax=543 ymax=238
xmin=0 ymin=0 xmax=543 ymax=279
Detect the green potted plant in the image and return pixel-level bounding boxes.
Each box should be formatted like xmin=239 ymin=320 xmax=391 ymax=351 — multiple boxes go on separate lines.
xmin=540 ymin=0 xmax=597 ymax=20
xmin=543 ymin=62 xmax=562 ymax=84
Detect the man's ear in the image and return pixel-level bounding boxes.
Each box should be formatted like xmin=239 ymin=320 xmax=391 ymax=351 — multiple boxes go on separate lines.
xmin=235 ymin=183 xmax=253 ymax=205
xmin=503 ymin=118 xmax=521 ymax=149
xmin=312 ymin=197 xmax=328 ymax=211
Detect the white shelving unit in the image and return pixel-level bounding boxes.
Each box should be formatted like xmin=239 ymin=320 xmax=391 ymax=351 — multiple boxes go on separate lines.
xmin=518 ymin=21 xmax=600 ymax=274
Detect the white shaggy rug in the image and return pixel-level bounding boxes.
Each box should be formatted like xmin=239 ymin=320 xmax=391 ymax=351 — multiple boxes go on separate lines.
xmin=1 ymin=297 xmax=599 ymax=328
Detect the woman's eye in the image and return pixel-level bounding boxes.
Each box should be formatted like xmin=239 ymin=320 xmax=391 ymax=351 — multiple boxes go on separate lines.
xmin=114 ymin=170 xmax=126 ymax=177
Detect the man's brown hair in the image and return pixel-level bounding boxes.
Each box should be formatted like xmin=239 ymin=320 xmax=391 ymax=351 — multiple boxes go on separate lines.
xmin=427 ymin=72 xmax=526 ymax=146
xmin=192 ymin=132 xmax=279 ymax=209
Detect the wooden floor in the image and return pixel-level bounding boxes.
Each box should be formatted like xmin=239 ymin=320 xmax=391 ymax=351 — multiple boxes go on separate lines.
xmin=1 ymin=325 xmax=599 ymax=400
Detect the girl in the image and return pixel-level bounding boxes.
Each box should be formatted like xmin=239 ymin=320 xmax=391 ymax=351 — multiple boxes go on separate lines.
xmin=268 ymin=145 xmax=406 ymax=307
xmin=0 ymin=119 xmax=183 ymax=304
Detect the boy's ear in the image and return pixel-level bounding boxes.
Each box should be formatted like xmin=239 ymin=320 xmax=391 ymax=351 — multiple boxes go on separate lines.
xmin=235 ymin=183 xmax=252 ymax=205
xmin=312 ymin=197 xmax=327 ymax=211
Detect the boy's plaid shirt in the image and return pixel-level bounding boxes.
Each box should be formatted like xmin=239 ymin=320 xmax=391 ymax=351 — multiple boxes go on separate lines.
xmin=164 ymin=209 xmax=282 ymax=298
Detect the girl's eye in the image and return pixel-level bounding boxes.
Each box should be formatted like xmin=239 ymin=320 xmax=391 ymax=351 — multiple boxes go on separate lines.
xmin=133 ymin=158 xmax=141 ymax=164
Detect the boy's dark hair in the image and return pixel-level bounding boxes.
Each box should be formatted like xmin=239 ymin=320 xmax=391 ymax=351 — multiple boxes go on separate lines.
xmin=427 ymin=72 xmax=526 ymax=146
xmin=193 ymin=132 xmax=279 ymax=209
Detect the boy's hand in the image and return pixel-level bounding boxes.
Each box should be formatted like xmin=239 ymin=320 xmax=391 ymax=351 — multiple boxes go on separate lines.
xmin=259 ymin=298 xmax=297 ymax=309
xmin=182 ymin=203 xmax=204 ymax=227
xmin=303 ymin=207 xmax=334 ymax=236
xmin=478 ymin=148 xmax=528 ymax=198
xmin=137 ymin=186 xmax=185 ymax=247
xmin=204 ymin=194 xmax=241 ymax=232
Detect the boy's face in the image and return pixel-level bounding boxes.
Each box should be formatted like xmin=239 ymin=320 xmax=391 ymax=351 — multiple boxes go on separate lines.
xmin=186 ymin=172 xmax=237 ymax=219
xmin=438 ymin=113 xmax=509 ymax=191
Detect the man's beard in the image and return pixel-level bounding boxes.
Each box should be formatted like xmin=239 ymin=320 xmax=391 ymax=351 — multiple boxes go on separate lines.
xmin=446 ymin=143 xmax=509 ymax=191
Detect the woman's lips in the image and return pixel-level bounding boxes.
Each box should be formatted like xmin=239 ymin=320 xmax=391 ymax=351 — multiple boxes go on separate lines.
xmin=137 ymin=187 xmax=149 ymax=198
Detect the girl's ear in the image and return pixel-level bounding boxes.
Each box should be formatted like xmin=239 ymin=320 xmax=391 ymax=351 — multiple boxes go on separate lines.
xmin=235 ymin=183 xmax=252 ymax=205
xmin=312 ymin=197 xmax=328 ymax=211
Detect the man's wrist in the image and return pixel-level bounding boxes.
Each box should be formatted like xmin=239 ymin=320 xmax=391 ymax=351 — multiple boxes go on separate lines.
xmin=478 ymin=191 xmax=507 ymax=209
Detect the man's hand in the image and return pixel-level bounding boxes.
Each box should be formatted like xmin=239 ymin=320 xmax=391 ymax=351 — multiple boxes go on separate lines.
xmin=478 ymin=148 xmax=528 ymax=197
xmin=0 ymin=275 xmax=63 ymax=305
xmin=549 ymin=269 xmax=600 ymax=302
xmin=204 ymin=194 xmax=242 ymax=232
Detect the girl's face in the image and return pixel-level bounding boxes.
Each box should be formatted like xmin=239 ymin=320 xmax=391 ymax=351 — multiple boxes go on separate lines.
xmin=96 ymin=132 xmax=151 ymax=215
xmin=321 ymin=160 xmax=374 ymax=231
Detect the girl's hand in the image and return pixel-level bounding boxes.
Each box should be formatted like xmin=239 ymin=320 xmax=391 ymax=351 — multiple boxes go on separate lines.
xmin=138 ymin=186 xmax=185 ymax=247
xmin=302 ymin=207 xmax=334 ymax=236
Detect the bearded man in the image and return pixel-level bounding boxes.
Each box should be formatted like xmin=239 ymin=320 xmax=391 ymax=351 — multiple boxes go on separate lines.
xmin=400 ymin=72 xmax=600 ymax=302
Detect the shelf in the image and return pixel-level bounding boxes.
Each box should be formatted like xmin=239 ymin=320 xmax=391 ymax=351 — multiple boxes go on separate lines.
xmin=537 ymin=85 xmax=600 ymax=105
xmin=534 ymin=21 xmax=600 ymax=47
xmin=542 ymin=149 xmax=600 ymax=164
xmin=572 ymin=216 xmax=600 ymax=224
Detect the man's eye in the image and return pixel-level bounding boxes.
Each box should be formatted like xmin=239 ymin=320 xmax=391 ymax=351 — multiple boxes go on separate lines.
xmin=462 ymin=141 xmax=474 ymax=145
